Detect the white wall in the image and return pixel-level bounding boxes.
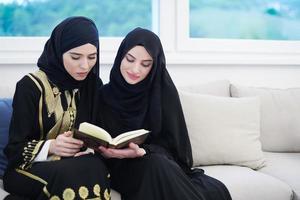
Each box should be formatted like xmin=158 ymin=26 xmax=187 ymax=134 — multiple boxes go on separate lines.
xmin=1 ymin=63 xmax=300 ymax=98
xmin=167 ymin=65 xmax=300 ymax=88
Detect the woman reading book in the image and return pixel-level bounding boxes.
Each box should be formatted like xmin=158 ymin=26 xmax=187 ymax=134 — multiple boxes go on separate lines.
xmin=97 ymin=28 xmax=232 ymax=200
xmin=3 ymin=17 xmax=110 ymax=199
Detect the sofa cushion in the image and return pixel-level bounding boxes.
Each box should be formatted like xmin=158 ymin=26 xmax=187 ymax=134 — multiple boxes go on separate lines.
xmin=0 ymin=98 xmax=12 ymax=178
xmin=178 ymin=80 xmax=230 ymax=97
xmin=230 ymin=85 xmax=300 ymax=152
xmin=179 ymin=92 xmax=265 ymax=169
xmin=200 ymin=165 xmax=294 ymax=200
xmin=0 ymin=179 xmax=8 ymax=199
xmin=259 ymin=152 xmax=300 ymax=200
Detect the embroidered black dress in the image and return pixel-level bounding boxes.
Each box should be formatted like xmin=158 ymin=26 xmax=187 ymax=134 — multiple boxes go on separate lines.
xmin=3 ymin=17 xmax=110 ymax=200
xmin=97 ymin=28 xmax=232 ymax=200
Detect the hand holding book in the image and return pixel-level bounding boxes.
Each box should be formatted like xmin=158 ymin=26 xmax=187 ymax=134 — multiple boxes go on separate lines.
xmin=99 ymin=142 xmax=146 ymax=158
xmin=73 ymin=122 xmax=149 ymax=149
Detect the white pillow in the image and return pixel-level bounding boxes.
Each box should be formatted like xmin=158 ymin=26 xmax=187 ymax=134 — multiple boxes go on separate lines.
xmin=179 ymin=92 xmax=265 ymax=169
xmin=231 ymin=84 xmax=300 ymax=152
xmin=178 ymin=80 xmax=230 ymax=97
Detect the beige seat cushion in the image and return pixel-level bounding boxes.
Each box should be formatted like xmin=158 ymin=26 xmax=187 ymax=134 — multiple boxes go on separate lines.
xmin=259 ymin=152 xmax=300 ymax=199
xmin=201 ymin=165 xmax=293 ymax=200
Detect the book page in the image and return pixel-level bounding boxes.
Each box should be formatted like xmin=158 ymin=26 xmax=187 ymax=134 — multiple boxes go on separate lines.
xmin=111 ymin=129 xmax=149 ymax=145
xmin=79 ymin=122 xmax=112 ymax=142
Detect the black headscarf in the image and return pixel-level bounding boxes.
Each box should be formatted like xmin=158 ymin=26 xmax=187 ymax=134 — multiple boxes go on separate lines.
xmin=38 ymin=16 xmax=102 ymax=126
xmin=101 ymin=27 xmax=193 ymax=170
xmin=37 ymin=16 xmax=100 ymax=90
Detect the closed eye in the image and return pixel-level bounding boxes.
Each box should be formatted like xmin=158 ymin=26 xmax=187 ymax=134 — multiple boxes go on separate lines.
xmin=71 ymin=56 xmax=80 ymax=60
xmin=142 ymin=61 xmax=153 ymax=68
xmin=126 ymin=55 xmax=135 ymax=62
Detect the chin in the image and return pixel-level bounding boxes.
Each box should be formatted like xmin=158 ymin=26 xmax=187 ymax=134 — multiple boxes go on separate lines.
xmin=75 ymin=76 xmax=87 ymax=81
xmin=127 ymin=79 xmax=139 ymax=85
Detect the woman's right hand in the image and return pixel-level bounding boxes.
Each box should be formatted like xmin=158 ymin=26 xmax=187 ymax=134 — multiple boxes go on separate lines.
xmin=49 ymin=131 xmax=84 ymax=157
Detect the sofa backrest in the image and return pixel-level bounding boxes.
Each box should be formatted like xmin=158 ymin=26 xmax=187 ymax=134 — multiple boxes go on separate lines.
xmin=0 ymin=98 xmax=12 ymax=178
xmin=231 ymin=84 xmax=300 ymax=152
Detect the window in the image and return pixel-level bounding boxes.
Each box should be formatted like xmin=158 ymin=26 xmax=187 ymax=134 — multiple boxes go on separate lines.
xmin=175 ymin=0 xmax=300 ymax=65
xmin=0 ymin=0 xmax=158 ymax=64
xmin=0 ymin=0 xmax=153 ymax=36
xmin=1 ymin=0 xmax=300 ymax=66
xmin=190 ymin=0 xmax=300 ymax=40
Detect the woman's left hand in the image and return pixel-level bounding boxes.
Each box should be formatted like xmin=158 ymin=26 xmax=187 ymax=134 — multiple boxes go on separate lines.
xmin=99 ymin=142 xmax=146 ymax=159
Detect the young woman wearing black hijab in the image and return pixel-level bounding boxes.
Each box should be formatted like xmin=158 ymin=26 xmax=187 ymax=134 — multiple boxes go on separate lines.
xmin=3 ymin=17 xmax=110 ymax=200
xmin=97 ymin=28 xmax=232 ymax=200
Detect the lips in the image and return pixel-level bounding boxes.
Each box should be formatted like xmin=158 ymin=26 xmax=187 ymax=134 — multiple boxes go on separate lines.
xmin=77 ymin=72 xmax=88 ymax=77
xmin=127 ymin=72 xmax=140 ymax=80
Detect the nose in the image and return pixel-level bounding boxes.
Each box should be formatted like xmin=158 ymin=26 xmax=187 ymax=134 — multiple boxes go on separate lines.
xmin=132 ymin=62 xmax=140 ymax=73
xmin=80 ymin=58 xmax=89 ymax=70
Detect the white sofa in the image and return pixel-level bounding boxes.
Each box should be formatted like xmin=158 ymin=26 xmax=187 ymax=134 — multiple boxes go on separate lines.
xmin=1 ymin=80 xmax=299 ymax=200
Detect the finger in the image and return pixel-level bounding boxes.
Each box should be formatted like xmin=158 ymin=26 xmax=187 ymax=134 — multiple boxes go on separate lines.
xmin=60 ymin=147 xmax=81 ymax=155
xmin=74 ymin=151 xmax=90 ymax=157
xmin=107 ymin=148 xmax=135 ymax=159
xmin=59 ymin=142 xmax=83 ymax=150
xmin=59 ymin=152 xmax=76 ymax=157
xmin=129 ymin=142 xmax=139 ymax=150
xmin=137 ymin=148 xmax=146 ymax=157
xmin=64 ymin=131 xmax=73 ymax=137
xmin=63 ymin=137 xmax=84 ymax=146
xmin=100 ymin=148 xmax=124 ymax=158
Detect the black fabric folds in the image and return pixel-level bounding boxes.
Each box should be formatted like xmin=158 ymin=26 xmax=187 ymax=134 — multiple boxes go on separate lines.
xmin=100 ymin=27 xmax=193 ymax=170
xmin=37 ymin=16 xmax=102 ymax=127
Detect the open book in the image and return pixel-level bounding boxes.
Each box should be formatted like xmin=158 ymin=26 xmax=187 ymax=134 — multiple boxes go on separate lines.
xmin=73 ymin=122 xmax=149 ymax=149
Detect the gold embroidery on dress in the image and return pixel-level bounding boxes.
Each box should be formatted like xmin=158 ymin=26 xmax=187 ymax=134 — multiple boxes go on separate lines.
xmin=50 ymin=195 xmax=61 ymax=200
xmin=16 ymin=168 xmax=51 ymax=197
xmin=79 ymin=186 xmax=89 ymax=199
xmin=93 ymin=184 xmax=101 ymax=197
xmin=29 ymin=70 xmax=77 ymax=141
xmin=104 ymin=188 xmax=110 ymax=200
xmin=16 ymin=168 xmax=47 ymax=185
xmin=63 ymin=188 xmax=76 ymax=200
xmin=43 ymin=186 xmax=51 ymax=198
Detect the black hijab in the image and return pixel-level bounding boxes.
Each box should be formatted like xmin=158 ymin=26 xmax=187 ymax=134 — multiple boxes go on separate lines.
xmin=101 ymin=27 xmax=193 ymax=170
xmin=38 ymin=16 xmax=102 ymax=126
xmin=37 ymin=16 xmax=100 ymax=90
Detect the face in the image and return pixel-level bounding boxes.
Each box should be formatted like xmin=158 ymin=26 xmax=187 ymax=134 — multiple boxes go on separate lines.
xmin=63 ymin=43 xmax=97 ymax=81
xmin=120 ymin=45 xmax=153 ymax=85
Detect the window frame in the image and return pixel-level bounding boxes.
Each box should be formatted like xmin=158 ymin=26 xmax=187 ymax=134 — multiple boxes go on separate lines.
xmin=175 ymin=0 xmax=300 ymax=65
xmin=1 ymin=0 xmax=300 ymax=66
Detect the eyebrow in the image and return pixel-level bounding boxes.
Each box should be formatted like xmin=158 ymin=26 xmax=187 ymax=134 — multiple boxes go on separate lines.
xmin=69 ymin=52 xmax=97 ymax=56
xmin=127 ymin=53 xmax=153 ymax=62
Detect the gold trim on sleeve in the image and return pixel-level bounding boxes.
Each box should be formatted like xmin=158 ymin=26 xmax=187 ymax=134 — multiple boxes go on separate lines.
xmin=20 ymin=140 xmax=45 ymax=169
xmin=27 ymin=73 xmax=44 ymax=139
